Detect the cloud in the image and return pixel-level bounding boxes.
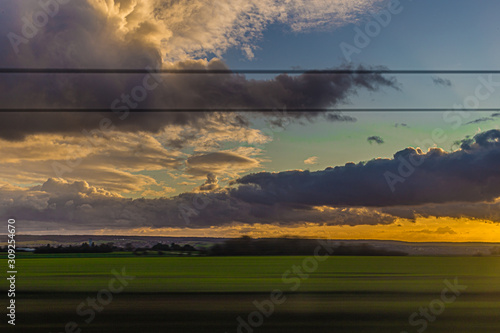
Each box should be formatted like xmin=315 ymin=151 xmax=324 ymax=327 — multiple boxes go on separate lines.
xmin=197 ymin=173 xmax=220 ymax=192
xmin=33 ymin=178 xmax=121 ymax=199
xmin=381 ymin=198 xmax=500 ymax=223
xmin=0 ymin=128 xmax=271 ymax=196
xmin=9 ymin=175 xmax=500 ymax=233
xmin=178 ymin=181 xmax=197 ymax=186
xmin=156 ymin=112 xmax=270 ymax=150
xmin=5 ymin=131 xmax=500 ymax=232
xmin=185 ymin=148 xmax=263 ymax=179
xmin=232 ymin=130 xmax=500 ymax=207
xmin=0 ymin=178 xmax=397 ymax=232
xmin=88 ymin=0 xmax=387 ymax=62
xmin=367 ymin=136 xmax=385 ymax=144
xmin=432 ymin=77 xmax=452 ymax=87
xmin=304 ymin=156 xmax=318 ymax=165
xmin=0 ymin=132 xmax=184 ymax=192
xmin=466 ymin=117 xmax=494 ymax=125
xmin=141 ymin=186 xmax=176 ymax=198
xmin=0 ymin=62 xmax=397 ymax=141
xmin=8 ymin=0 xmax=500 ymax=233
xmin=416 ymin=226 xmax=457 ymax=235
xmin=0 ymin=0 xmax=397 ymax=141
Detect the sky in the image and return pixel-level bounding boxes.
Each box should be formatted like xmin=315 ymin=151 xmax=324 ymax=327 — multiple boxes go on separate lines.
xmin=1 ymin=0 xmax=500 ymax=241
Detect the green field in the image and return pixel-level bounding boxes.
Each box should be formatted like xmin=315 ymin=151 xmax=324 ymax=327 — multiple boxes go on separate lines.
xmin=3 ymin=256 xmax=500 ymax=332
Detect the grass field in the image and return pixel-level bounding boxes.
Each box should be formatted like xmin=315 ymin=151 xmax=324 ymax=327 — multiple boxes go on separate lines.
xmin=3 ymin=256 xmax=500 ymax=332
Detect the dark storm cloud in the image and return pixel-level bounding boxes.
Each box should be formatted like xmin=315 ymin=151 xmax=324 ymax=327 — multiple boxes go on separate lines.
xmin=0 ymin=1 xmax=397 ymax=140
xmin=367 ymin=136 xmax=385 ymax=144
xmin=381 ymin=200 xmax=500 ymax=223
xmin=4 ymin=131 xmax=500 ymax=230
xmin=0 ymin=63 xmax=397 ymax=141
xmin=232 ymin=130 xmax=500 ymax=207
xmin=0 ymin=177 xmax=395 ymax=230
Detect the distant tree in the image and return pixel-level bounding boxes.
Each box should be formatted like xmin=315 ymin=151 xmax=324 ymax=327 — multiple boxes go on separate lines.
xmin=210 ymin=244 xmax=223 ymax=256
xmin=34 ymin=242 xmax=114 ymax=254
xmin=182 ymin=244 xmax=196 ymax=252
xmin=152 ymin=243 xmax=170 ymax=251
xmin=170 ymin=243 xmax=182 ymax=251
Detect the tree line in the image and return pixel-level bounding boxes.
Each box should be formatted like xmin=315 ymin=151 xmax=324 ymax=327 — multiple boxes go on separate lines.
xmin=209 ymin=236 xmax=409 ymax=256
xmin=22 ymin=242 xmax=198 ymax=254
xmin=1 ymin=238 xmax=408 ymax=256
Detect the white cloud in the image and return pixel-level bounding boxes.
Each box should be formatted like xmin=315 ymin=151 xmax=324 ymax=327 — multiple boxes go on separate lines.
xmin=304 ymin=156 xmax=319 ymax=165
xmin=141 ymin=186 xmax=176 ymax=198
xmin=0 ymin=132 xmax=182 ymax=193
xmin=185 ymin=147 xmax=264 ymax=179
xmin=156 ymin=112 xmax=271 ymax=150
xmin=88 ymin=0 xmax=387 ymax=61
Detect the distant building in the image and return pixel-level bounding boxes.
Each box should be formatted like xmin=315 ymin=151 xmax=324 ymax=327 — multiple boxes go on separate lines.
xmin=17 ymin=248 xmax=35 ymax=252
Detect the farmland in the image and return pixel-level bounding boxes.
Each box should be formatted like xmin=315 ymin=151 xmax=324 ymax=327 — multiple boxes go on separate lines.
xmin=3 ymin=255 xmax=500 ymax=332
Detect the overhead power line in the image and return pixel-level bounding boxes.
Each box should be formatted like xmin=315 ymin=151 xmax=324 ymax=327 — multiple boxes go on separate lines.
xmin=1 ymin=108 xmax=499 ymax=113
xmin=1 ymin=69 xmax=500 ymax=74
xmin=2 ymin=69 xmax=499 ymax=112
